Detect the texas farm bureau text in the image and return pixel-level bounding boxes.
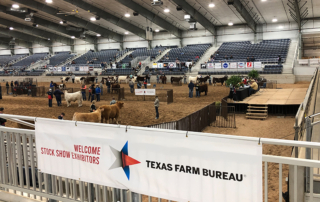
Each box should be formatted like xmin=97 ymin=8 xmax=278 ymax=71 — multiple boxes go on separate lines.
xmin=41 ymin=145 xmax=101 ymax=165
xmin=146 ymin=160 xmax=244 ymax=182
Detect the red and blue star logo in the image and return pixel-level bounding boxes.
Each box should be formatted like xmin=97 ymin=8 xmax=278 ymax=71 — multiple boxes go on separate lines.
xmin=109 ymin=141 xmax=140 ymax=180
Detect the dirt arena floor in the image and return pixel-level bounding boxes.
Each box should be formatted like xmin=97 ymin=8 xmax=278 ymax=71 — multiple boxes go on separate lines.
xmin=0 ymin=81 xmax=305 ymax=202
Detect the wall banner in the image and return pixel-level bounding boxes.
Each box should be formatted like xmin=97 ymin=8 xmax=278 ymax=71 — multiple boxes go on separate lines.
xmin=238 ymin=62 xmax=245 ymax=69
xmin=223 ymin=62 xmax=229 ymax=69
xmin=246 ymin=62 xmax=253 ymax=68
xmin=135 ymin=89 xmax=156 ymax=95
xmin=153 ymin=63 xmax=158 ymax=68
xmin=230 ymin=63 xmax=237 ymax=69
xmin=254 ymin=62 xmax=262 ymax=69
xmin=214 ymin=63 xmax=221 ymax=69
xmin=35 ymin=119 xmax=262 ymax=202
xmin=207 ymin=63 xmax=214 ymax=69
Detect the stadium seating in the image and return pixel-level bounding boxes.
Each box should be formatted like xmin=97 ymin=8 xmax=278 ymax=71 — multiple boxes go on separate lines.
xmin=12 ymin=53 xmax=49 ymax=68
xmin=213 ymin=39 xmax=290 ymax=63
xmin=73 ymin=49 xmax=127 ymax=65
xmin=101 ymin=69 xmax=135 ymax=76
xmin=198 ymin=65 xmax=283 ymax=75
xmin=0 ymin=54 xmax=27 ymax=66
xmin=143 ymin=67 xmax=188 ymax=75
xmin=118 ymin=47 xmax=167 ymax=68
xmin=157 ymin=44 xmax=211 ymax=63
xmin=49 ymin=52 xmax=75 ymax=66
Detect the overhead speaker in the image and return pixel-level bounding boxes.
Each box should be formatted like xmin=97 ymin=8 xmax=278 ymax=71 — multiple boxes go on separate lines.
xmin=96 ymin=16 xmax=100 ymax=20
xmin=227 ymin=0 xmax=234 ymax=5
xmin=133 ymin=11 xmax=139 ymax=16
xmin=176 ymin=6 xmax=182 ymax=11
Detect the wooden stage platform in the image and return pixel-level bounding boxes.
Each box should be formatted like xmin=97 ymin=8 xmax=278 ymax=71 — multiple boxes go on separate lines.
xmin=227 ymin=88 xmax=307 ymax=105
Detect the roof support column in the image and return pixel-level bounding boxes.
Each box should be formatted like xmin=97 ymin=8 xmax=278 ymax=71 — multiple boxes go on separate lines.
xmin=120 ymin=42 xmax=124 ymax=51
xmin=29 ymin=46 xmax=33 ymax=55
xmin=71 ymin=45 xmax=75 ymax=53
xmin=94 ymin=38 xmax=98 ymax=52
xmin=49 ymin=46 xmax=53 ymax=55
xmin=148 ymin=41 xmax=152 ymax=49
xmin=299 ymin=32 xmax=303 ymax=59
xmin=10 ymin=44 xmax=14 ymax=56
xmin=179 ymin=39 xmax=183 ymax=48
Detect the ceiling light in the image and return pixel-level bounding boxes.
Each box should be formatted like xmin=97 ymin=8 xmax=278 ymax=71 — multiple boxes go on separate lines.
xmin=279 ymin=26 xmax=284 ymax=29
xmin=209 ymin=3 xmax=215 ymax=7
xmin=48 ymin=38 xmax=50 ymax=40
xmin=71 ymin=36 xmax=75 ymax=39
xmin=125 ymin=31 xmax=129 ymax=35
xmin=60 ymin=21 xmax=63 ymax=24
xmin=90 ymin=17 xmax=96 ymax=21
xmin=164 ymin=8 xmax=170 ymax=13
xmin=12 ymin=4 xmax=19 ymax=8
xmin=45 ymin=0 xmax=53 ymax=3
xmin=272 ymin=18 xmax=278 ymax=22
xmin=9 ymin=27 xmax=14 ymax=30
xmin=125 ymin=13 xmax=130 ymax=17
xmin=155 ymin=29 xmax=159 ymax=32
xmin=96 ymin=34 xmax=101 ymax=37
xmin=228 ymin=22 xmax=233 ymax=26
xmin=184 ymin=15 xmax=191 ymax=20
xmin=261 ymin=0 xmax=267 ymax=1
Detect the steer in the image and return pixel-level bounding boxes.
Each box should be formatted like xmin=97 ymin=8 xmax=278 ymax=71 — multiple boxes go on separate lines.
xmin=198 ymin=84 xmax=208 ymax=95
xmin=99 ymin=102 xmax=124 ymax=124
xmin=72 ymin=108 xmax=104 ymax=123
xmin=64 ymin=90 xmax=83 ymax=107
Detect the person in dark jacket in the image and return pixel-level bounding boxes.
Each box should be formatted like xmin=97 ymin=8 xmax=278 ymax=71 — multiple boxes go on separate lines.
xmin=106 ymin=79 xmax=111 ymax=93
xmin=95 ymin=85 xmax=101 ymax=101
xmin=47 ymin=89 xmax=53 ymax=107
xmin=10 ymin=81 xmax=13 ymax=93
xmin=90 ymin=100 xmax=96 ymax=112
xmin=53 ymin=89 xmax=64 ymax=106
xmin=195 ymin=82 xmax=200 ymax=98
xmin=58 ymin=113 xmax=65 ymax=120
xmin=91 ymin=84 xmax=96 ymax=102
xmin=278 ymin=55 xmax=282 ymax=64
xmin=5 ymin=82 xmax=9 ymax=94
xmin=0 ymin=107 xmax=7 ymax=126
xmin=143 ymin=79 xmax=147 ymax=89
xmin=188 ymin=81 xmax=194 ymax=98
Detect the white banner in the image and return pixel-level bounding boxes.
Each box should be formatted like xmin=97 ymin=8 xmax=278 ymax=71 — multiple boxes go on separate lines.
xmin=49 ymin=67 xmax=53 ymax=71
xmin=185 ymin=62 xmax=192 ymax=67
xmin=222 ymin=62 xmax=229 ymax=69
xmin=214 ymin=63 xmax=221 ymax=69
xmin=238 ymin=62 xmax=245 ymax=69
xmin=230 ymin=63 xmax=237 ymax=69
xmin=135 ymin=89 xmax=156 ymax=95
xmin=112 ymin=64 xmax=116 ymax=69
xmin=36 ymin=119 xmax=262 ymax=202
xmin=254 ymin=62 xmax=262 ymax=69
xmin=157 ymin=63 xmax=164 ymax=68
xmin=207 ymin=63 xmax=214 ymax=69
xmin=79 ymin=66 xmax=84 ymax=71
xmin=57 ymin=67 xmax=62 ymax=72
xmin=153 ymin=63 xmax=158 ymax=68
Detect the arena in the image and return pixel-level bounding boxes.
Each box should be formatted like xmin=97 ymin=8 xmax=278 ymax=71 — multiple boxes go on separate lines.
xmin=0 ymin=0 xmax=319 ymax=201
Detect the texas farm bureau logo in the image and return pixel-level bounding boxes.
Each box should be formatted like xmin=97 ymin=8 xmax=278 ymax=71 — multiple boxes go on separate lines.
xmin=238 ymin=62 xmax=244 ymax=68
xmin=223 ymin=63 xmax=228 ymax=68
xmin=109 ymin=141 xmax=140 ymax=180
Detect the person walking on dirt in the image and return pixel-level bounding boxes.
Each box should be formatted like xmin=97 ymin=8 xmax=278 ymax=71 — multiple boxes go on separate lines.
xmin=10 ymin=81 xmax=13 ymax=93
xmin=183 ymin=74 xmax=187 ymax=84
xmin=156 ymin=74 xmax=160 ymax=84
xmin=129 ymin=79 xmax=134 ymax=93
xmin=95 ymin=85 xmax=101 ymax=102
xmin=81 ymin=85 xmax=87 ymax=101
xmin=188 ymin=81 xmax=194 ymax=98
xmin=137 ymin=81 xmax=142 ymax=89
xmin=88 ymin=86 xmax=92 ymax=101
xmin=50 ymin=81 xmax=54 ymax=89
xmin=71 ymin=74 xmax=75 ymax=83
xmin=47 ymin=89 xmax=53 ymax=107
xmin=5 ymin=82 xmax=9 ymax=94
xmin=154 ymin=96 xmax=159 ymax=119
xmin=106 ymin=79 xmax=111 ymax=93
xmin=195 ymin=82 xmax=200 ymax=98
xmin=91 ymin=84 xmax=96 ymax=102
xmin=90 ymin=100 xmax=96 ymax=112
xmin=53 ymin=88 xmax=64 ymax=106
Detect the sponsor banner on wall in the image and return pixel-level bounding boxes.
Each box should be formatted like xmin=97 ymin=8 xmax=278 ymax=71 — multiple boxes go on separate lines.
xmin=153 ymin=63 xmax=158 ymax=68
xmin=53 ymin=67 xmax=57 ymax=71
xmin=84 ymin=66 xmax=89 ymax=72
xmin=89 ymin=66 xmax=94 ymax=71
xmin=201 ymin=64 xmax=206 ymax=69
xmin=135 ymin=89 xmax=156 ymax=96
xmin=185 ymin=62 xmax=192 ymax=67
xmin=157 ymin=63 xmax=164 ymax=68
xmin=246 ymin=62 xmax=253 ymax=68
xmin=207 ymin=63 xmax=214 ymax=69
xmin=61 ymin=67 xmax=66 ymax=71
xmin=57 ymin=67 xmax=62 ymax=72
xmin=79 ymin=66 xmax=84 ymax=72
xmin=35 ymin=119 xmax=262 ymax=202
xmin=230 ymin=63 xmax=237 ymax=69
xmin=66 ymin=67 xmax=71 ymax=71
xmin=254 ymin=62 xmax=262 ymax=69
xmin=49 ymin=67 xmax=53 ymax=71
xmin=112 ymin=64 xmax=116 ymax=69
xmin=168 ymin=62 xmax=176 ymax=68
xmin=214 ymin=63 xmax=221 ymax=69
xmin=222 ymin=62 xmax=229 ymax=69
xmin=70 ymin=67 xmax=75 ymax=72
xmin=75 ymin=67 xmax=79 ymax=71
xmin=238 ymin=62 xmax=245 ymax=69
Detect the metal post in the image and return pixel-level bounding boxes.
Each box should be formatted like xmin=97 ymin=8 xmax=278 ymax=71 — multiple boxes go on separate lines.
xmin=47 ymin=174 xmax=58 ymax=202
xmin=306 ymin=117 xmax=312 ymax=193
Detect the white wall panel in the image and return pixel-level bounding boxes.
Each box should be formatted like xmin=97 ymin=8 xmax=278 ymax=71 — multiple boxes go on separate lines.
xmin=0 ymin=49 xmax=10 ymax=55
xmin=14 ymin=46 xmax=29 ymax=54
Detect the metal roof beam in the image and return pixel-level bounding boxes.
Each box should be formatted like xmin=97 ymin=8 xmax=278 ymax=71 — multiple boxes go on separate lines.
xmin=0 ymin=27 xmax=52 ymax=47
xmin=293 ymin=0 xmax=302 ymax=30
xmin=0 ymin=17 xmax=74 ymax=45
xmin=63 ymin=0 xmax=146 ymax=39
xmin=116 ymin=0 xmax=182 ymax=38
xmin=229 ymin=0 xmax=256 ymax=33
xmin=0 ymin=5 xmax=96 ymax=44
xmin=170 ymin=0 xmax=216 ymax=35
xmin=13 ymin=0 xmax=123 ymax=42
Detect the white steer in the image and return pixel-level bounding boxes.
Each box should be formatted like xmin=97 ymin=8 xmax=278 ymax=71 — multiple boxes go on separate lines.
xmin=64 ymin=90 xmax=83 ymax=107
xmin=75 ymin=77 xmax=85 ymax=84
xmin=189 ymin=76 xmax=198 ymax=83
xmin=118 ymin=76 xmax=129 ymax=84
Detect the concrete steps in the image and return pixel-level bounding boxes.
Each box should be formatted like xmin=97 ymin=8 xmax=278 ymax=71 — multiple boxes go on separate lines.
xmin=246 ymin=104 xmax=268 ymax=120
xmin=115 ymin=50 xmax=134 ymax=63
xmin=282 ymin=40 xmax=298 ymax=74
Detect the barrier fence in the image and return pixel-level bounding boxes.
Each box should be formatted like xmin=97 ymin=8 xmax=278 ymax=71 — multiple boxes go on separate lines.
xmin=0 ymin=116 xmax=320 ymax=202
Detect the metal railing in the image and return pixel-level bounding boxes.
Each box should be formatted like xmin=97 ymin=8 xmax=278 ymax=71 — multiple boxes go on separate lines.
xmin=0 ymin=114 xmax=320 ymax=202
